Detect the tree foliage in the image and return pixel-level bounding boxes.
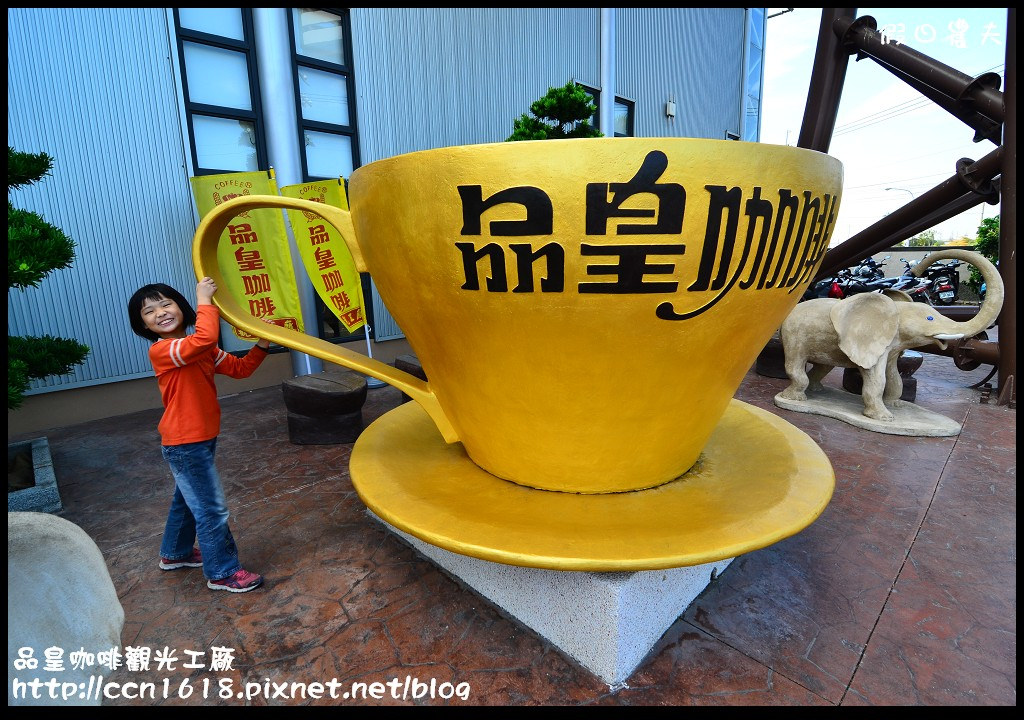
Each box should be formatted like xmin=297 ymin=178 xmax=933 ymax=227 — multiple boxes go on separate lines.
xmin=506 ymin=82 xmax=604 ymax=142
xmin=966 ymin=215 xmax=999 ymax=290
xmin=8 ymin=146 xmax=90 ymax=409
xmin=906 ymin=229 xmax=936 ymax=247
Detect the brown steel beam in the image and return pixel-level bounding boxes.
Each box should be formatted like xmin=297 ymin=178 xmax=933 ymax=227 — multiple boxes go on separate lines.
xmin=816 ymin=149 xmax=1002 ymax=279
xmin=998 ymin=9 xmax=1015 ymax=406
xmin=865 ymin=193 xmax=991 ymax=253
xmin=935 ymin=305 xmax=979 ymax=322
xmin=787 ymin=9 xmax=1014 ymax=394
xmin=833 ymin=15 xmax=1005 ymax=126
xmin=797 ymin=9 xmax=858 ymax=153
xmin=913 ymin=337 xmax=1000 ymax=367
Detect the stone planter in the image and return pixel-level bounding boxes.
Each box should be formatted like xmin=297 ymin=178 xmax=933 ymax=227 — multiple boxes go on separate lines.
xmin=7 ymin=437 xmax=62 ymax=513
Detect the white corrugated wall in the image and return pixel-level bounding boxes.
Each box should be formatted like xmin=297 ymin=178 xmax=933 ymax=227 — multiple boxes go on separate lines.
xmin=348 ymin=7 xmax=602 ymax=341
xmin=349 ymin=7 xmax=601 ymax=162
xmin=349 ymin=7 xmax=745 ymax=159
xmin=616 ymin=8 xmax=746 ymax=139
xmin=8 ymin=7 xmax=197 ymax=392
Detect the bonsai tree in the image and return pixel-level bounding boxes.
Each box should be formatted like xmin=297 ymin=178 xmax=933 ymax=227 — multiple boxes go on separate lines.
xmin=8 ymin=146 xmax=90 ymax=409
xmin=965 ymin=215 xmax=999 ymax=292
xmin=506 ymin=81 xmax=604 ymax=141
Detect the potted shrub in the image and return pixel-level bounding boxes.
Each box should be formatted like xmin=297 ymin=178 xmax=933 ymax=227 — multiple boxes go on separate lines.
xmin=506 ymin=81 xmax=604 ymax=141
xmin=8 ymin=146 xmax=90 ymax=512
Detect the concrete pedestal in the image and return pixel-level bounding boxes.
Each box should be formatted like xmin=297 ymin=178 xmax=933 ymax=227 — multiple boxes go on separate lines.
xmin=774 ymin=385 xmax=962 ymax=436
xmin=369 ymin=510 xmax=733 ymax=686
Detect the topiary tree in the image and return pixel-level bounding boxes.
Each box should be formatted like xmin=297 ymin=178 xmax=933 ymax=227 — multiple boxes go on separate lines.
xmin=8 ymin=146 xmax=90 ymax=409
xmin=966 ymin=215 xmax=999 ymax=291
xmin=506 ymin=81 xmax=604 ymax=141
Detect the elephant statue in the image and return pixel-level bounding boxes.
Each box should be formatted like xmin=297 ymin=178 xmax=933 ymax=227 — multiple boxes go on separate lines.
xmin=778 ymin=249 xmax=1003 ymax=421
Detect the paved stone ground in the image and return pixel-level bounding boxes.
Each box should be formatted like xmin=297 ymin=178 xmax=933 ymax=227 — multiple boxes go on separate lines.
xmin=9 ymin=340 xmax=1015 ymax=706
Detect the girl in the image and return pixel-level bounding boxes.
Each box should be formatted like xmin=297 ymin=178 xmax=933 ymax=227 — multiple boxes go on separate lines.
xmin=128 ymin=277 xmax=270 ymax=593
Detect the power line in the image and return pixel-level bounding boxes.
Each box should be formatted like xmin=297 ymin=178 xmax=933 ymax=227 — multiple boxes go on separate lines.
xmin=830 ymin=63 xmax=1004 ymax=137
xmin=845 ymin=172 xmax=954 ymax=192
xmin=833 ymin=96 xmax=931 ymax=134
xmin=833 ymin=100 xmax=933 ymax=136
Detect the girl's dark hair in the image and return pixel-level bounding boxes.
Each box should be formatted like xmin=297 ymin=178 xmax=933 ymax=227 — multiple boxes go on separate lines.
xmin=127 ymin=283 xmax=197 ymax=341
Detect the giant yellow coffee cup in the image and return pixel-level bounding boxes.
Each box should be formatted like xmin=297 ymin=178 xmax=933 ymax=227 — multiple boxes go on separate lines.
xmin=194 ymin=138 xmax=842 ymax=493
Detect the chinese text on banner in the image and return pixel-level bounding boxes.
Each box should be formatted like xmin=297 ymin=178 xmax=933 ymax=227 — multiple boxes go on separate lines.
xmin=189 ymin=170 xmax=305 ymax=339
xmin=279 ymin=179 xmax=365 ymax=333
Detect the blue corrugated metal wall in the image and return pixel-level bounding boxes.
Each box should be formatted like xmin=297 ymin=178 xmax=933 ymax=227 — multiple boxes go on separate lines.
xmin=8 ymin=8 xmax=199 ymax=393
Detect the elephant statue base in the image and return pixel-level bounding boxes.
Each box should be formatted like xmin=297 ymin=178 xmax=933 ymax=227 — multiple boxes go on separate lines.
xmin=773 ymin=248 xmax=1003 ymax=437
xmin=773 ymin=382 xmax=962 ymax=436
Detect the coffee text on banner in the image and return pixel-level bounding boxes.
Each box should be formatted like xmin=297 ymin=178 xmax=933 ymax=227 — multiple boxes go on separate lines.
xmin=279 ymin=179 xmax=366 ymax=333
xmin=189 ymin=170 xmax=305 ymax=339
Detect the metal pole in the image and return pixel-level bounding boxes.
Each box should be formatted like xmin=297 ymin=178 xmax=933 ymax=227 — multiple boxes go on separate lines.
xmin=599 ymin=8 xmax=615 ymax=136
xmin=252 ymin=8 xmax=323 ymax=378
xmin=816 ymin=149 xmax=1002 ymax=279
xmin=796 ymin=8 xmax=858 ymax=153
xmin=833 ymin=14 xmax=1004 ymax=126
xmin=362 ymin=325 xmax=386 ymax=388
xmin=998 ymin=8 xmax=1015 ymax=405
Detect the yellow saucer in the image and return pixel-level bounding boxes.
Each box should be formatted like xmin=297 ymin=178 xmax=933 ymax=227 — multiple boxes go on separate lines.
xmin=350 ymin=399 xmax=835 ymax=571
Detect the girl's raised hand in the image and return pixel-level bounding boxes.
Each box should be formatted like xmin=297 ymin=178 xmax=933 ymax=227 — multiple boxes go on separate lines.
xmin=196 ymin=276 xmax=217 ymax=304
xmin=256 ymin=317 xmax=276 ymax=349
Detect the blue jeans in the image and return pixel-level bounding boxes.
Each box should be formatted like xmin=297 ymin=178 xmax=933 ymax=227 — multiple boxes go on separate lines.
xmin=160 ymin=439 xmax=240 ymax=581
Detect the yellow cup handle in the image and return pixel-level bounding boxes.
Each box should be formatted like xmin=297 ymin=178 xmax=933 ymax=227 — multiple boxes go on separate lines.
xmin=191 ymin=194 xmax=459 ymax=444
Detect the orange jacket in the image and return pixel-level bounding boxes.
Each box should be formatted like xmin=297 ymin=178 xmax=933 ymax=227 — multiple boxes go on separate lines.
xmin=149 ymin=305 xmax=268 ymax=446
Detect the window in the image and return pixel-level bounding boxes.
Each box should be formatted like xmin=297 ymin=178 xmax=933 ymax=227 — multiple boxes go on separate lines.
xmin=742 ymin=8 xmax=766 ymax=142
xmin=289 ymin=9 xmax=359 ymax=183
xmin=288 ymin=8 xmax=367 ymax=343
xmin=580 ymin=85 xmax=635 ymax=137
xmin=174 ymin=9 xmax=271 ymax=354
xmin=170 ymin=10 xmax=376 ymax=345
xmin=173 ymin=9 xmax=267 ymax=175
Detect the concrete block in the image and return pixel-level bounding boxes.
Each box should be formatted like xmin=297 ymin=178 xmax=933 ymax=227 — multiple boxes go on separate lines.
xmin=369 ymin=510 xmax=732 ymax=686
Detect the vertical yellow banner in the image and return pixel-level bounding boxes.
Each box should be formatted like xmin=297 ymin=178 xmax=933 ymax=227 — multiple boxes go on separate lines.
xmin=279 ymin=179 xmax=366 ymax=333
xmin=189 ymin=170 xmax=305 ymax=339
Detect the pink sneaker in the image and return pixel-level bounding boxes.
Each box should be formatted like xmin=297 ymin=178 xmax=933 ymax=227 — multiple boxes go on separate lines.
xmin=159 ymin=548 xmax=203 ymax=571
xmin=208 ymin=568 xmax=264 ymax=593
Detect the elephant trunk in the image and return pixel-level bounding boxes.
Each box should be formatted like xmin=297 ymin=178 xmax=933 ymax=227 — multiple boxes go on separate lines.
xmin=912 ymin=248 xmax=1003 ymax=338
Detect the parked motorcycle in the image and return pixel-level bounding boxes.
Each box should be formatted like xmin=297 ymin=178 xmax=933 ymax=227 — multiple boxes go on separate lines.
xmin=923 ymin=258 xmax=962 ymax=305
xmin=831 ymin=256 xmax=905 ymax=298
xmin=802 ymin=274 xmax=846 ymax=301
xmin=851 ymin=255 xmax=889 ymax=282
xmin=979 ymin=259 xmax=998 ymax=305
xmin=800 ymin=256 xmax=929 ymax=304
xmin=800 ymin=259 xmax=876 ymax=301
xmin=889 ymin=258 xmax=934 ymax=303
